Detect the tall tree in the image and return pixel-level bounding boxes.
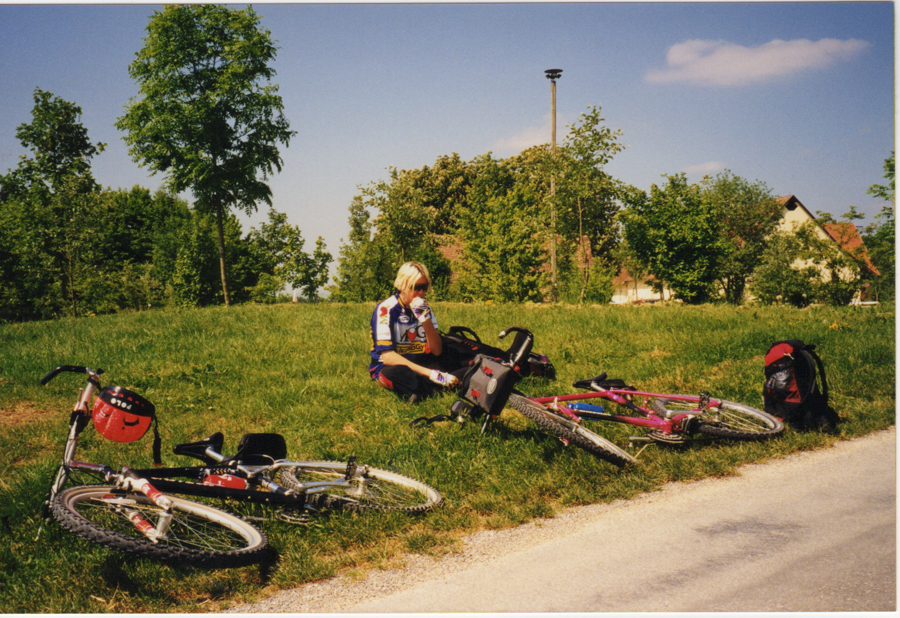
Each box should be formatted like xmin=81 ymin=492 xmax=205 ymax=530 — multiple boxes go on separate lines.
xmin=329 ymin=196 xmax=397 ymax=302
xmin=288 ymin=237 xmax=333 ymax=302
xmin=0 ymin=89 xmax=105 ymax=320
xmin=455 ymin=155 xmax=547 ymax=302
xmin=862 ymin=152 xmax=895 ymax=300
xmin=329 ymin=158 xmax=456 ymax=302
xmin=2 ymin=88 xmax=104 ymax=197
xmin=621 ymin=174 xmax=723 ymax=304
xmin=116 ymin=4 xmax=295 ymax=306
xmin=700 ymin=171 xmax=782 ymax=304
xmin=244 ymin=209 xmax=332 ymax=302
xmin=555 ymin=107 xmax=624 ymax=302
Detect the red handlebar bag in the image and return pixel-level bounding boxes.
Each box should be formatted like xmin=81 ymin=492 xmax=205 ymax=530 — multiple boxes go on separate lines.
xmin=92 ymin=386 xmax=155 ymax=443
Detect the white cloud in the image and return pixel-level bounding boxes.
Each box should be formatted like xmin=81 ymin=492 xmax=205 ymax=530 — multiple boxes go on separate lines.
xmin=682 ymin=161 xmax=726 ymax=176
xmin=646 ymin=38 xmax=871 ymax=86
xmin=491 ymin=124 xmax=549 ymax=155
xmin=491 ymin=113 xmax=573 ymax=156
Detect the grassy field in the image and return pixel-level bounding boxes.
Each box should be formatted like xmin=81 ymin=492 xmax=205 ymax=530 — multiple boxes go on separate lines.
xmin=0 ymin=301 xmax=894 ymax=612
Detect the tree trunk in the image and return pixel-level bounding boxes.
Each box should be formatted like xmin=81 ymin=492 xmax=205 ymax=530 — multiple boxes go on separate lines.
xmin=214 ymin=203 xmax=232 ymax=306
xmin=578 ymin=197 xmax=588 ymax=304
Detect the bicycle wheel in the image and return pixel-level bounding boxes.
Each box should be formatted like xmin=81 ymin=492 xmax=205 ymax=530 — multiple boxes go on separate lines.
xmin=508 ymin=394 xmax=636 ymax=467
xmin=652 ymin=397 xmax=784 ymax=441
xmin=279 ymin=461 xmax=442 ymax=514
xmin=50 ymin=485 xmax=268 ymax=568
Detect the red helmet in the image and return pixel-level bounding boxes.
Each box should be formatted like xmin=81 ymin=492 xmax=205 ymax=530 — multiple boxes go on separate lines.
xmin=92 ymin=386 xmax=155 ymax=443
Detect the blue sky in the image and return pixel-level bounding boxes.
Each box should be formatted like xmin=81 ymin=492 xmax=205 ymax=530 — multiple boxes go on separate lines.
xmin=0 ymin=2 xmax=894 ymax=266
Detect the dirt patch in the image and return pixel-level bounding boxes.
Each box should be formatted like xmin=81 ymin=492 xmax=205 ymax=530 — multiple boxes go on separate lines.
xmin=0 ymin=401 xmax=58 ymax=430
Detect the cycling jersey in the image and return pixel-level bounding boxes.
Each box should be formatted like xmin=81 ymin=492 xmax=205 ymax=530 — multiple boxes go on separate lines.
xmin=369 ymin=293 xmax=439 ymax=379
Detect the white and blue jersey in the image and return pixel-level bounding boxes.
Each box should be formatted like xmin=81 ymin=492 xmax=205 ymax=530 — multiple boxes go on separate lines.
xmin=369 ymin=293 xmax=439 ymax=379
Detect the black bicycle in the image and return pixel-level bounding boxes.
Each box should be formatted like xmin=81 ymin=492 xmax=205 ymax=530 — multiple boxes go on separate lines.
xmin=41 ymin=365 xmax=442 ymax=569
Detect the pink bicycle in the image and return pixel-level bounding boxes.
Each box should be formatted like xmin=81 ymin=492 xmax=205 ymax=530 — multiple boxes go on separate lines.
xmin=508 ymin=371 xmax=784 ymax=468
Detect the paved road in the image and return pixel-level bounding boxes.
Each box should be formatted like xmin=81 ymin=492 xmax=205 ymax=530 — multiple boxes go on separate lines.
xmin=345 ymin=428 xmax=896 ymax=613
xmin=233 ymin=428 xmax=895 ymax=613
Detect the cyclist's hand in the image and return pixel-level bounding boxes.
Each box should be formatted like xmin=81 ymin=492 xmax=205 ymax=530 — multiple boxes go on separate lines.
xmin=410 ymin=297 xmax=433 ymax=324
xmin=429 ymin=370 xmax=458 ymax=388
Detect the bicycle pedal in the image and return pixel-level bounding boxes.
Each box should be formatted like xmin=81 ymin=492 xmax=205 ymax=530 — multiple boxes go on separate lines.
xmin=344 ymin=456 xmax=358 ymax=478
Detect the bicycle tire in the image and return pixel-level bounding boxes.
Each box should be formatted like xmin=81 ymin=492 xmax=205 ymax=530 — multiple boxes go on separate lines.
xmin=50 ymin=485 xmax=268 ymax=568
xmin=508 ymin=394 xmax=636 ymax=467
xmin=652 ymin=397 xmax=784 ymax=441
xmin=279 ymin=461 xmax=442 ymax=514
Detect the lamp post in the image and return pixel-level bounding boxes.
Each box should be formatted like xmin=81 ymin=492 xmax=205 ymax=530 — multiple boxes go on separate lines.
xmin=545 ymin=69 xmax=562 ymax=302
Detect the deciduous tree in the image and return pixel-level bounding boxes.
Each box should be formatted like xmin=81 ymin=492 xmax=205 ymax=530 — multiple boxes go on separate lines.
xmin=555 ymin=107 xmax=624 ymax=302
xmin=863 ymin=153 xmax=895 ymax=301
xmin=245 ymin=209 xmax=332 ymax=302
xmin=700 ymin=171 xmax=781 ymax=304
xmin=0 ymin=89 xmax=105 ymax=320
xmin=621 ymin=174 xmax=723 ymax=304
xmin=455 ymin=155 xmax=547 ymax=302
xmin=116 ymin=4 xmax=295 ymax=306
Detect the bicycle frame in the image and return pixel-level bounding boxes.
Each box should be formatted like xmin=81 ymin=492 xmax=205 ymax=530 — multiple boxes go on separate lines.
xmin=530 ymin=387 xmax=717 ymax=437
xmin=131 ymin=448 xmax=378 ymax=509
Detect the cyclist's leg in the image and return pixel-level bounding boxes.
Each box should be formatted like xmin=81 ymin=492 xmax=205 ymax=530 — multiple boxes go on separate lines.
xmin=378 ymin=365 xmax=437 ymax=402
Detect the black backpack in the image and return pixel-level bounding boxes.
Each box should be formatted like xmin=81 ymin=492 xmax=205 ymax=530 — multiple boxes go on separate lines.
xmin=763 ymin=340 xmax=840 ymax=432
xmin=441 ymin=326 xmax=556 ymax=379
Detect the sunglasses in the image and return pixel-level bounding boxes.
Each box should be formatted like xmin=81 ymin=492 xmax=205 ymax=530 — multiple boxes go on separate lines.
xmin=413 ymin=283 xmax=429 ymax=292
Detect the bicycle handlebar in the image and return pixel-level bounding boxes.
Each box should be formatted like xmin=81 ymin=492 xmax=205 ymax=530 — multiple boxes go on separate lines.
xmin=40 ymin=365 xmax=103 ymax=385
xmin=446 ymin=325 xmax=482 ymax=343
xmin=497 ymin=325 xmax=527 ymax=340
xmin=497 ymin=325 xmax=534 ymax=368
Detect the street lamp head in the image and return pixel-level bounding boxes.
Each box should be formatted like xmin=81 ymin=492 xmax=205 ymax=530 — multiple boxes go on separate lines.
xmin=545 ymin=69 xmax=563 ymax=81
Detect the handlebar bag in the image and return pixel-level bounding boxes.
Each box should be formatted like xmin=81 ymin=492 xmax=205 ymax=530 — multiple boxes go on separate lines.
xmin=457 ymin=354 xmax=521 ymax=417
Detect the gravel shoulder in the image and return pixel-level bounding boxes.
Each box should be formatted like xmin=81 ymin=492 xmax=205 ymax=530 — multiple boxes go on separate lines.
xmin=228 ymin=427 xmax=896 ymax=613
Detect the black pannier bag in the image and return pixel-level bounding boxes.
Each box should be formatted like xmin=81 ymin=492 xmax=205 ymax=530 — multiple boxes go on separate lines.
xmin=455 ymin=326 xmax=535 ymax=418
xmin=457 ymin=354 xmax=522 ymax=418
xmin=411 ymin=326 xmax=539 ymax=429
xmin=763 ymin=340 xmax=840 ymax=432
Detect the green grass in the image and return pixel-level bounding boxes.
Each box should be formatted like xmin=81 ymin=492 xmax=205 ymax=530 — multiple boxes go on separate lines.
xmin=0 ymin=302 xmax=894 ymax=612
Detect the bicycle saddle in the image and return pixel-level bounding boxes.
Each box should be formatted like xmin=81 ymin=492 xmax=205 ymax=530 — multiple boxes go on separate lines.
xmin=173 ymin=432 xmax=225 ymax=465
xmin=572 ymin=372 xmax=607 ymax=390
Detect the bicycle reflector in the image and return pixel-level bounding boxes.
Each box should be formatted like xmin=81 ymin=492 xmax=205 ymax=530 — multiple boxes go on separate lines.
xmin=92 ymin=386 xmax=155 ymax=443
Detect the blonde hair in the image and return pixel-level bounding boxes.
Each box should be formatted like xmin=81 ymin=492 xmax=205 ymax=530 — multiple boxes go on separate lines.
xmin=394 ymin=262 xmax=432 ymax=293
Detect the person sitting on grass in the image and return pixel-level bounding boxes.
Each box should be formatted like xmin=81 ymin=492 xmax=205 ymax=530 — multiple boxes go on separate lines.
xmin=369 ymin=262 xmax=462 ymax=403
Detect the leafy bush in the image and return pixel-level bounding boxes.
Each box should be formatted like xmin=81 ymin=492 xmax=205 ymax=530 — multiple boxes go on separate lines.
xmin=750 ymin=225 xmax=864 ymax=307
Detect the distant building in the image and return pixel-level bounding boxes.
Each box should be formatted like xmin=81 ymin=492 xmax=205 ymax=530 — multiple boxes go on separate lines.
xmin=777 ymin=195 xmax=880 ymax=304
xmin=610 ymin=269 xmax=672 ymax=304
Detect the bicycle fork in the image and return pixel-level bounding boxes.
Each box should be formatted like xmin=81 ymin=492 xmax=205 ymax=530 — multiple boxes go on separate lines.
xmin=106 ymin=468 xmax=175 ymax=543
xmin=53 ymin=462 xmax=177 ymax=544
